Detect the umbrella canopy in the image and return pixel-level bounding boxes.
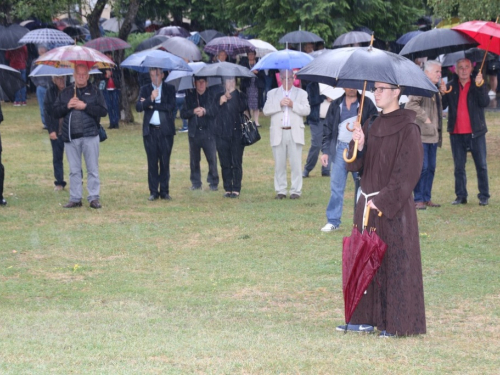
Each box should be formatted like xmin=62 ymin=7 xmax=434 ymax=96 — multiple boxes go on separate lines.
xmin=18 ymin=28 xmax=74 ymax=45
xmin=247 ymin=39 xmax=277 ymax=58
xmin=35 ymin=45 xmax=115 ymax=69
xmin=84 ymin=37 xmax=131 ymax=52
xmin=395 ymin=30 xmax=424 ymax=45
xmin=332 ymin=31 xmax=372 ymax=48
xmin=399 ymin=28 xmax=478 ymax=60
xmin=101 ymin=18 xmax=138 ymax=33
xmin=165 ymin=62 xmax=221 ymax=91
xmin=199 ymin=29 xmax=225 ymax=44
xmin=252 ymin=49 xmax=313 ymax=71
xmin=342 ymin=226 xmax=387 ymax=324
xmin=0 ymin=64 xmax=25 ymax=102
xmin=121 ymin=49 xmax=191 ymax=73
xmin=297 ymin=47 xmax=438 ymax=97
xmin=54 ymin=18 xmax=80 ymax=30
xmin=310 ymin=49 xmax=332 ymax=58
xmin=63 ymin=26 xmax=90 ymax=41
xmin=194 ymin=61 xmax=254 ymax=78
xmin=158 ymin=36 xmax=201 ymax=61
xmin=453 ymin=21 xmax=500 ymax=55
xmin=29 ymin=64 xmax=101 ymax=77
xmin=279 ymin=30 xmax=324 ymax=44
xmin=134 ymin=35 xmax=169 ymax=52
xmin=204 ymin=36 xmax=255 ymax=57
xmin=0 ymin=24 xmax=29 ymax=50
xmin=441 ymin=48 xmax=496 ymax=68
xmin=157 ymin=26 xmax=190 ymax=38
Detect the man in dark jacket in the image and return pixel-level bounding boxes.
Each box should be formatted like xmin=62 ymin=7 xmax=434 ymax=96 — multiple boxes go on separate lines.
xmin=442 ymin=58 xmax=490 ymax=206
xmin=319 ymin=89 xmax=378 ymax=231
xmin=44 ymin=75 xmax=67 ymax=191
xmin=181 ymin=76 xmax=219 ymax=191
xmin=136 ymin=67 xmax=176 ymax=201
xmin=0 ymin=101 xmax=5 ymax=206
xmin=303 ymin=81 xmax=329 ymax=177
xmin=53 ymin=64 xmax=108 ymax=209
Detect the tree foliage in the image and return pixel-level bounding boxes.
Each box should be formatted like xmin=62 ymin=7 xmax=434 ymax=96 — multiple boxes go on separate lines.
xmin=427 ymin=0 xmax=500 ymax=21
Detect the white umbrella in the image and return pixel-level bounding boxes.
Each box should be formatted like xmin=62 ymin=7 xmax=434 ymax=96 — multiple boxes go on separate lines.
xmin=248 ymin=39 xmax=277 ymax=57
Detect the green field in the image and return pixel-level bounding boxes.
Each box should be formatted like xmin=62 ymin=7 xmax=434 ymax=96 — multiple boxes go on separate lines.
xmin=1 ymin=98 xmax=499 ymax=374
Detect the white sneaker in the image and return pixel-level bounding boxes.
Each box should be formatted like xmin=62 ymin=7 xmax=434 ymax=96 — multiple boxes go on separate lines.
xmin=321 ymin=223 xmax=338 ymax=232
xmin=488 ymin=90 xmax=496 ymax=97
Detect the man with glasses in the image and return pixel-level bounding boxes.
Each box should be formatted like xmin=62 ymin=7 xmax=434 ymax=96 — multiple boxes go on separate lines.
xmin=263 ymin=69 xmax=310 ymax=199
xmin=340 ymin=82 xmax=426 ymax=337
xmin=53 ymin=64 xmax=107 ymax=209
xmin=442 ymin=58 xmax=490 ymax=206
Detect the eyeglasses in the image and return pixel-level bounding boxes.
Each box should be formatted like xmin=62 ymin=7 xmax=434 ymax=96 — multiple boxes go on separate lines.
xmin=371 ymin=87 xmax=398 ymax=94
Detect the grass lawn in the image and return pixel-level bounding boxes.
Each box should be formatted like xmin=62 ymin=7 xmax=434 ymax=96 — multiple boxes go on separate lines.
xmin=1 ymin=98 xmax=499 ymax=374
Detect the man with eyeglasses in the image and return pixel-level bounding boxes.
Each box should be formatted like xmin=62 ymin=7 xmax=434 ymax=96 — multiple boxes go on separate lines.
xmin=53 ymin=64 xmax=108 ymax=209
xmin=442 ymin=58 xmax=490 ymax=206
xmin=339 ymin=82 xmax=426 ymax=337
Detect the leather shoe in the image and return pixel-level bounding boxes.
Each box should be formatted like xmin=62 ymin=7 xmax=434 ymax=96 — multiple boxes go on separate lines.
xmin=290 ymin=194 xmax=300 ymax=199
xmin=209 ymin=186 xmax=218 ymax=191
xmin=148 ymin=194 xmax=159 ymax=201
xmin=89 ymin=200 xmax=102 ymax=209
xmin=451 ymin=197 xmax=467 ymax=205
xmin=302 ymin=170 xmax=309 ymax=178
xmin=63 ymin=201 xmax=82 ymax=208
xmin=160 ymin=194 xmax=172 ymax=200
xmin=426 ymin=201 xmax=441 ymax=207
xmin=0 ymin=198 xmax=7 ymax=206
xmin=479 ymin=198 xmax=489 ymax=206
xmin=190 ymin=185 xmax=202 ymax=190
xmin=275 ymin=194 xmax=286 ymax=200
xmin=322 ymin=172 xmax=330 ymax=177
xmin=415 ymin=202 xmax=427 ymax=210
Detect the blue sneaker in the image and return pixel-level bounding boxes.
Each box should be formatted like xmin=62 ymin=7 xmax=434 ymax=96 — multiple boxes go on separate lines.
xmin=336 ymin=323 xmax=374 ymax=332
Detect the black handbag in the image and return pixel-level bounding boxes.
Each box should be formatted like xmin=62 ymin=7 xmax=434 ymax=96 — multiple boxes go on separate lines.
xmin=241 ymin=113 xmax=261 ymax=146
xmin=98 ymin=125 xmax=107 ymax=142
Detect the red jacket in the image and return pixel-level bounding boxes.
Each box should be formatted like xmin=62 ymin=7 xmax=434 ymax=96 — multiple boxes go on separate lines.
xmin=5 ymin=46 xmax=28 ymax=70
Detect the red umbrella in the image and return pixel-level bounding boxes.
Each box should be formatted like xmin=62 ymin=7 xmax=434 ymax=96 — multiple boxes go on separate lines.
xmin=84 ymin=37 xmax=131 ymax=52
xmin=342 ymin=207 xmax=387 ymax=325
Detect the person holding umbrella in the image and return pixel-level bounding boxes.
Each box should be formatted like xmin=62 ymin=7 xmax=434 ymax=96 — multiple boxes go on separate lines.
xmin=342 ymin=82 xmax=426 ymax=337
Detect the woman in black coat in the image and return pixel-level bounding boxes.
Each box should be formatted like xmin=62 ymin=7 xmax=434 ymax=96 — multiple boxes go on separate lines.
xmin=213 ymin=77 xmax=248 ymax=198
xmin=239 ymin=51 xmax=266 ymax=126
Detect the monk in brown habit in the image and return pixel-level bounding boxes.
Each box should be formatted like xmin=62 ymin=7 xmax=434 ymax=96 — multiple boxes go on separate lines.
xmin=339 ymin=82 xmax=426 ymax=337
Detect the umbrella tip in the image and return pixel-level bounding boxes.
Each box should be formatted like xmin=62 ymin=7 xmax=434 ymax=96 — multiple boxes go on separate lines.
xmin=368 ymin=33 xmax=374 ymax=50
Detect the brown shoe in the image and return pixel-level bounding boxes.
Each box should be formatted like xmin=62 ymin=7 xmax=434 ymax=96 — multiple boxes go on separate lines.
xmin=275 ymin=194 xmax=286 ymax=200
xmin=290 ymin=194 xmax=300 ymax=200
xmin=425 ymin=201 xmax=441 ymax=207
xmin=415 ymin=202 xmax=427 ymax=210
xmin=89 ymin=200 xmax=102 ymax=209
xmin=63 ymin=201 xmax=82 ymax=208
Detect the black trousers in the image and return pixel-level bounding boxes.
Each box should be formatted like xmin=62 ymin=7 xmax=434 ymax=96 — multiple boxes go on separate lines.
xmin=216 ymin=134 xmax=244 ymax=193
xmin=143 ymin=127 xmax=174 ymax=196
xmin=0 ymin=151 xmax=4 ymax=200
xmin=51 ymin=137 xmax=66 ymax=187
xmin=189 ymin=130 xmax=219 ymax=189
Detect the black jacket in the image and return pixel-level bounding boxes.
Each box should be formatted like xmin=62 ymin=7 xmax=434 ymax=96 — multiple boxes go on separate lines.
xmin=213 ymin=90 xmax=247 ymax=139
xmin=136 ymin=82 xmax=176 ymax=137
xmin=239 ymin=57 xmax=266 ymax=91
xmin=43 ymin=82 xmax=64 ymax=135
xmin=181 ymin=88 xmax=216 ymax=138
xmin=322 ymin=93 xmax=378 ymax=158
xmin=306 ymin=82 xmax=326 ymax=124
xmin=442 ymin=73 xmax=489 ymax=137
xmin=53 ymin=83 xmax=108 ymax=142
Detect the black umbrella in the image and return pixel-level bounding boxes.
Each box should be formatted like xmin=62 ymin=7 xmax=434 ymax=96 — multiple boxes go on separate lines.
xmin=0 ymin=64 xmax=25 ymax=102
xmin=134 ymin=35 xmax=169 ymax=52
xmin=194 ymin=62 xmax=255 ymax=78
xmin=395 ymin=30 xmax=424 ymax=45
xmin=0 ymin=24 xmax=29 ymax=50
xmin=199 ymin=30 xmax=225 ymax=44
xmin=399 ymin=29 xmax=478 ymax=60
xmin=279 ymin=30 xmax=324 ymax=44
xmin=441 ymin=48 xmax=497 ymax=68
xmin=332 ymin=31 xmax=372 ymax=48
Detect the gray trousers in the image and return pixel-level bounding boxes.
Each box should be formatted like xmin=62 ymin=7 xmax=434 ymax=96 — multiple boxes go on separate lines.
xmin=65 ymin=135 xmax=100 ymax=203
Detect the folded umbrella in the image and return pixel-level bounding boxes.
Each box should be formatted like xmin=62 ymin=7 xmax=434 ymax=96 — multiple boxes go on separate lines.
xmin=121 ymin=49 xmax=191 ymax=73
xmin=0 ymin=64 xmax=25 ymax=102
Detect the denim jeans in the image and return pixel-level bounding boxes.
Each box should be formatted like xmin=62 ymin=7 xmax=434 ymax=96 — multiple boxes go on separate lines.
xmin=175 ymin=96 xmax=187 ymax=129
xmin=449 ymin=133 xmax=489 ymax=200
xmin=36 ymin=86 xmax=47 ymax=126
xmin=413 ymin=142 xmax=438 ymax=202
xmin=14 ymin=69 xmax=27 ymax=103
xmin=326 ymin=141 xmax=358 ymax=226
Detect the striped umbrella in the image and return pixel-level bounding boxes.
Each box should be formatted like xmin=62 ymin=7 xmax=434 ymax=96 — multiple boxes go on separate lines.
xmin=84 ymin=37 xmax=131 ymax=52
xmin=204 ymin=36 xmax=255 ymax=57
xmin=19 ymin=28 xmax=74 ymax=45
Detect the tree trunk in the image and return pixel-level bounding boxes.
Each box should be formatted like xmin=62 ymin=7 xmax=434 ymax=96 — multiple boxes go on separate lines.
xmin=86 ymin=0 xmax=108 ymax=40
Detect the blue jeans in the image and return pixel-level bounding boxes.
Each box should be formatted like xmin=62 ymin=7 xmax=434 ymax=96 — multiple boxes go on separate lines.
xmin=413 ymin=142 xmax=437 ymax=202
xmin=14 ymin=69 xmax=27 ymax=103
xmin=326 ymin=140 xmax=358 ymax=226
xmin=175 ymin=96 xmax=187 ymax=130
xmin=103 ymin=89 xmax=120 ymax=126
xmin=449 ymin=133 xmax=489 ymax=200
xmin=36 ymin=86 xmax=47 ymax=126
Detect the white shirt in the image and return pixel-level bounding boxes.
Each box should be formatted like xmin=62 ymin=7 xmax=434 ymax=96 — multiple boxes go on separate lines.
xmin=149 ymin=83 xmax=162 ymax=126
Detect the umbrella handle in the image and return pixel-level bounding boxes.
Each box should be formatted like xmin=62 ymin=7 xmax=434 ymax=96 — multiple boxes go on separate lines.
xmin=346 ymin=122 xmax=355 ymax=132
xmin=363 ymin=205 xmax=371 ymax=228
xmin=476 ymin=80 xmax=484 ymax=87
xmin=444 ymin=85 xmax=452 ymax=94
xmin=343 ymin=140 xmax=358 ymax=163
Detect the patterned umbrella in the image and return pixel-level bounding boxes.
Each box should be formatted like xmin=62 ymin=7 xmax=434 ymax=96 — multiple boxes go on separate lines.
xmin=204 ymin=36 xmax=255 ymax=57
xmin=0 ymin=24 xmax=29 ymax=50
xmin=84 ymin=37 xmax=131 ymax=52
xmin=35 ymin=45 xmax=115 ymax=69
xmin=158 ymin=36 xmax=201 ymax=61
xmin=18 ymin=28 xmax=74 ymax=45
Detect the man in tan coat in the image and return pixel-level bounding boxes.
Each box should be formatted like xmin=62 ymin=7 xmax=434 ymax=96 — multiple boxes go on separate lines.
xmin=263 ymin=70 xmax=310 ymax=199
xmin=405 ymin=60 xmax=447 ymax=210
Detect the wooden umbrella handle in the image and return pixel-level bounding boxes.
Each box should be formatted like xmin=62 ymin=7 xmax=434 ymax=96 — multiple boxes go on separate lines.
xmin=444 ymin=85 xmax=452 ymax=94
xmin=343 ymin=141 xmax=358 ymax=163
